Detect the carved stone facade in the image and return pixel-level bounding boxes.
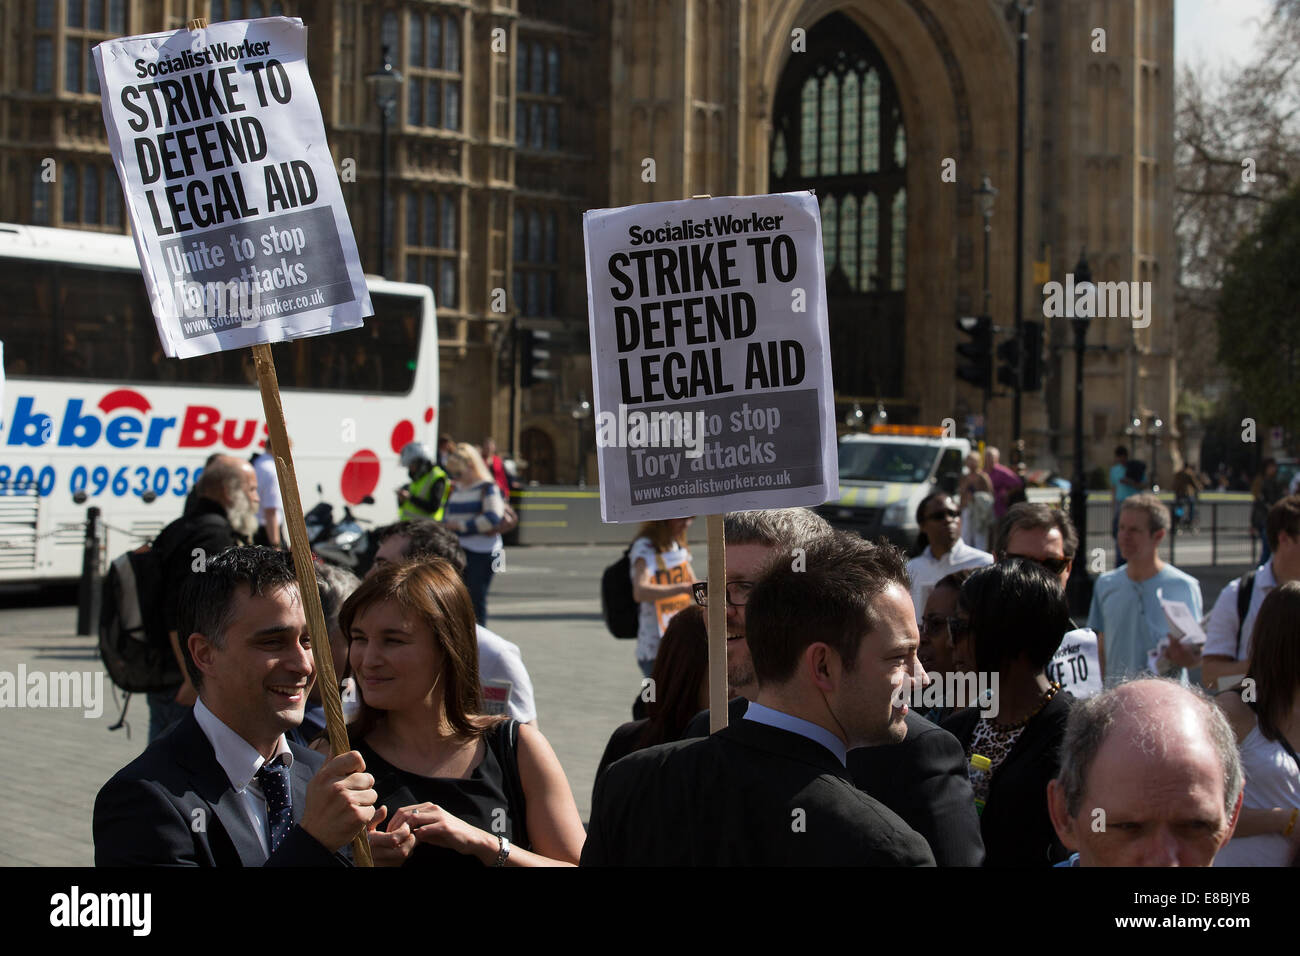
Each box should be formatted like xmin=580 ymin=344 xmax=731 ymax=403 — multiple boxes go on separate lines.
xmin=0 ymin=0 xmax=1176 ymax=483
xmin=605 ymin=0 xmax=1178 ymax=483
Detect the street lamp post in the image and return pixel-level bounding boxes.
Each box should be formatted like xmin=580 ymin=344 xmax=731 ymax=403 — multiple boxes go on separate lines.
xmin=1010 ymin=0 xmax=1034 ymax=464
xmin=571 ymin=393 xmax=592 ymax=487
xmin=1148 ymin=415 xmax=1164 ymax=490
xmin=974 ymin=174 xmax=997 ymax=425
xmin=365 ymin=46 xmax=401 ymax=278
xmin=1070 ymin=249 xmax=1093 ymax=569
xmin=975 ymin=174 xmax=998 ymax=316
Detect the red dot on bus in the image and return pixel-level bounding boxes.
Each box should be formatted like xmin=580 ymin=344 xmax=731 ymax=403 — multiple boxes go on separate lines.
xmin=390 ymin=420 xmax=415 ymax=454
xmin=340 ymin=450 xmax=381 ymax=505
xmin=424 ymin=407 xmax=435 ymax=424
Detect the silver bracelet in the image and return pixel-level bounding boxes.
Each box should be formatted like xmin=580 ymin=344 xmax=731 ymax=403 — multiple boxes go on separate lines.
xmin=493 ymin=834 xmax=511 ymax=867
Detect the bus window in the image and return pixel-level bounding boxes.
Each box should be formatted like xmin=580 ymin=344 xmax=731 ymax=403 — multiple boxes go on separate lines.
xmin=0 ymin=261 xmax=422 ymax=395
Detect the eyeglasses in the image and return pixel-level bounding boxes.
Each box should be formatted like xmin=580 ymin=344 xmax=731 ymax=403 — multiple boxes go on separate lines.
xmin=1002 ymin=553 xmax=1070 ymax=575
xmin=924 ymin=508 xmax=960 ymax=522
xmin=947 ymin=616 xmax=971 ymax=641
xmin=692 ymin=581 xmax=754 ymax=608
xmin=920 ymin=614 xmax=948 ymax=635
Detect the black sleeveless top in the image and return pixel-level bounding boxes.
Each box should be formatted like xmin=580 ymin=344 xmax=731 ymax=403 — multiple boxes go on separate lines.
xmin=359 ymin=719 xmax=528 ymax=868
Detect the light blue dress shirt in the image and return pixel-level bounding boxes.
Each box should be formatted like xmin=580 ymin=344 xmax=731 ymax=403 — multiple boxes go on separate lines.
xmin=743 ymin=701 xmax=848 ymax=767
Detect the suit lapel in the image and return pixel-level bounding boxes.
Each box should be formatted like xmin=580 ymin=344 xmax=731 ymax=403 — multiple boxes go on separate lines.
xmin=290 ymin=755 xmax=311 ymax=828
xmin=172 ymin=712 xmax=267 ymax=867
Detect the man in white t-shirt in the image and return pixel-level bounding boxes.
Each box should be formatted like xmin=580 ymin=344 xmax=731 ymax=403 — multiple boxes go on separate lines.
xmin=1202 ymin=496 xmax=1300 ymax=690
xmin=367 ymin=520 xmax=537 ymax=723
xmin=252 ymin=445 xmax=284 ymax=548
xmin=905 ymin=492 xmax=992 ymax=620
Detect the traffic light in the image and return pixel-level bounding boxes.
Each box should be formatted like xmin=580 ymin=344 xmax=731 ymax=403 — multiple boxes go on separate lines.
xmin=1021 ymin=320 xmax=1044 ymax=392
xmin=996 ymin=334 xmax=1019 ymax=390
xmin=521 ymin=329 xmax=554 ymax=386
xmin=955 ymin=315 xmax=993 ymax=391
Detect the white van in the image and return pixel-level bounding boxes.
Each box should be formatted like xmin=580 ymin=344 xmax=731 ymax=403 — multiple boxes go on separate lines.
xmin=815 ymin=425 xmax=971 ymax=549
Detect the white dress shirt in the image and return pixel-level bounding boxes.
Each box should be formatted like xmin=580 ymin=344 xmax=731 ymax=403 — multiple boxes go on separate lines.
xmin=193 ymin=696 xmax=295 ymax=860
xmin=905 ymin=539 xmax=994 ymax=620
xmin=743 ymin=701 xmax=848 ymax=766
xmin=1203 ymin=560 xmax=1278 ymax=669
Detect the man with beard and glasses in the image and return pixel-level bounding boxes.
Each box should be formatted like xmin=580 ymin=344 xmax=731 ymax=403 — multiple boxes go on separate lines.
xmin=148 ymin=455 xmax=261 ymax=741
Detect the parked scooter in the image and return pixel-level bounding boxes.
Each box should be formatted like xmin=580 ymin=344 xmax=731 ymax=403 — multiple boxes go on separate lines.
xmin=305 ymin=485 xmax=377 ymax=576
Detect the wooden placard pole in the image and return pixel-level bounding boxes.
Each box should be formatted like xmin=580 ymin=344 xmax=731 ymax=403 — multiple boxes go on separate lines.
xmin=188 ymin=17 xmax=371 ymax=866
xmin=706 ymin=514 xmax=728 ymax=733
xmin=688 ymin=195 xmax=729 ymax=735
xmin=251 ymin=345 xmax=372 ymax=866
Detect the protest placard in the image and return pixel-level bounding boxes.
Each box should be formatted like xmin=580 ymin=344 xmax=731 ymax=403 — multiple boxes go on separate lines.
xmin=582 ymin=192 xmax=837 ymax=523
xmin=96 ymin=16 xmax=372 ymax=863
xmin=94 ymin=16 xmax=371 ymax=358
xmin=1048 ymin=627 xmax=1103 ymax=699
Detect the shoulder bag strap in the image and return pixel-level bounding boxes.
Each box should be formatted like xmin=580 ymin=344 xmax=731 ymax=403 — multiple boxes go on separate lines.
xmin=487 ymin=719 xmax=529 ymax=850
xmin=1235 ymin=570 xmax=1257 ymax=659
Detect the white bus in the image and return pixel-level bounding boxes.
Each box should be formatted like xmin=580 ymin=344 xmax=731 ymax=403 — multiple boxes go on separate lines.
xmin=0 ymin=223 xmax=439 ymax=583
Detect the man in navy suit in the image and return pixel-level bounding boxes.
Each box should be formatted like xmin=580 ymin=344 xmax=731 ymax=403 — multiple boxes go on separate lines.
xmin=94 ymin=547 xmax=379 ymax=866
xmin=679 ymin=510 xmax=983 ymax=865
xmin=583 ymin=532 xmax=935 ymax=866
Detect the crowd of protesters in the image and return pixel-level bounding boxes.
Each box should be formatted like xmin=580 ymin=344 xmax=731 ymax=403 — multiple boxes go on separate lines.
xmin=94 ymin=459 xmax=1300 ymax=866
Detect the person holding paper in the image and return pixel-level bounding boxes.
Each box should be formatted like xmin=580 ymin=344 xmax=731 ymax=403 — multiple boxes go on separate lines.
xmin=1087 ymin=494 xmax=1202 ymax=681
xmin=1202 ymin=496 xmax=1300 ymax=690
xmin=1213 ymin=582 xmax=1300 ymax=866
xmin=628 ymin=516 xmax=696 ymax=678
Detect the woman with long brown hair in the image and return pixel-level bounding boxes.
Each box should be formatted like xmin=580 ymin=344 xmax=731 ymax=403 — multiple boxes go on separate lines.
xmin=593 ymin=603 xmax=709 ymax=797
xmin=342 ymin=559 xmax=586 ymax=866
xmin=629 ymin=516 xmax=696 ymax=678
xmin=1214 ymin=580 xmax=1300 ymax=866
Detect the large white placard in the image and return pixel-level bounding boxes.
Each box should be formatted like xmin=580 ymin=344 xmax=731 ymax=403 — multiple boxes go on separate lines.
xmin=94 ymin=17 xmax=371 ymax=358
xmin=583 ymin=192 xmax=836 ymax=523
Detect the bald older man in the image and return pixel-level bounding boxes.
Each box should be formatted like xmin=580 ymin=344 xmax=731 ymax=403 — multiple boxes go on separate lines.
xmin=1047 ymin=677 xmax=1243 ymax=866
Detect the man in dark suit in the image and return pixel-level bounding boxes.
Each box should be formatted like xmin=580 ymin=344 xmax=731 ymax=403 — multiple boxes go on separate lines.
xmin=94 ymin=547 xmax=379 ymax=866
xmin=582 ymin=532 xmax=935 ymax=866
xmin=680 ymin=510 xmax=983 ymax=865
xmin=848 ymin=711 xmax=984 ymax=865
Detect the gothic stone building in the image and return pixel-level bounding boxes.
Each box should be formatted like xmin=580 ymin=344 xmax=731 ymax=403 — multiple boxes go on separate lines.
xmin=0 ymin=0 xmax=1177 ymax=485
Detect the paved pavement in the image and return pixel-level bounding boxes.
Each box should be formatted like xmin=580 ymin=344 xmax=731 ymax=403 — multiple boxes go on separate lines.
xmin=0 ymin=544 xmax=675 ymax=866
xmin=0 ymin=543 xmax=1252 ymax=866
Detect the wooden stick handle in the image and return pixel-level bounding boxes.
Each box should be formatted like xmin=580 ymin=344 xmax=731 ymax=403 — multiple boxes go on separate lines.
xmin=706 ymin=513 xmax=728 ymax=733
xmin=251 ymin=344 xmax=373 ymax=866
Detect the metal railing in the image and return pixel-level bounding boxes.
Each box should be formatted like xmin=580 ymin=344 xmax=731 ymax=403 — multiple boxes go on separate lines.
xmin=1062 ymin=494 xmax=1258 ymax=568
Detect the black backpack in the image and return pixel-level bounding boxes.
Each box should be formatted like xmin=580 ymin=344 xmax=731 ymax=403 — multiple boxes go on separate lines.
xmin=99 ymin=513 xmax=226 ymax=695
xmin=600 ymin=548 xmax=640 ymax=639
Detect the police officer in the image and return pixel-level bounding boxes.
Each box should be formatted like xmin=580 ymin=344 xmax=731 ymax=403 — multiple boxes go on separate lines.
xmin=397 ymin=442 xmax=450 ymax=521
